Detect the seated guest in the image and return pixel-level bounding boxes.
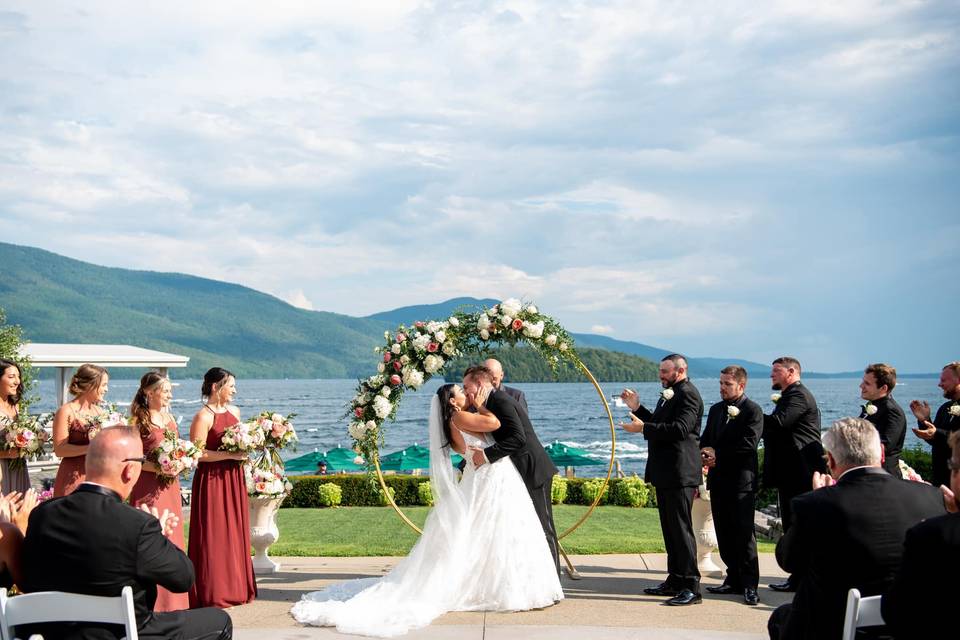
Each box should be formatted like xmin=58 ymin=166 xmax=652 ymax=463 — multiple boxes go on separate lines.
xmin=768 ymin=418 xmax=946 ymax=640
xmin=882 ymin=431 xmax=960 ymax=638
xmin=858 ymin=363 xmax=907 ymax=477
xmin=21 ymin=426 xmax=233 ymax=640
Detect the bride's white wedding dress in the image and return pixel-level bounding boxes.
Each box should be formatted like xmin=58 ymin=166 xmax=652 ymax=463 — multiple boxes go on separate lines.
xmin=290 ymin=397 xmax=563 ymax=637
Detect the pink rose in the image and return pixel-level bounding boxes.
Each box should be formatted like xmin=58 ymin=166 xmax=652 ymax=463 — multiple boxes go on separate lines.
xmin=272 ymin=423 xmax=286 ymax=438
xmin=354 ymin=407 xmax=364 ymax=417
xmin=383 ymin=352 xmax=392 ymax=363
xmin=512 ymin=318 xmax=524 ymax=331
xmin=393 ymin=361 xmax=402 ymax=371
xmin=390 ymin=374 xmax=402 ymax=386
xmin=396 ymin=333 xmax=407 ymax=342
xmin=415 ymin=321 xmax=425 ymax=328
xmin=427 ymin=342 xmax=439 ymax=352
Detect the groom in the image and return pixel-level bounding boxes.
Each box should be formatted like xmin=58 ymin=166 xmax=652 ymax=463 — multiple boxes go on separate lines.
xmin=464 ymin=365 xmax=560 ymax=575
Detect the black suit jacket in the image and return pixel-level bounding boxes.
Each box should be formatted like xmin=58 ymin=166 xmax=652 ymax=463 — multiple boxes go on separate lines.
xmin=500 ymin=384 xmax=528 ymax=413
xmin=700 ymin=395 xmax=763 ymax=493
xmin=632 ymin=378 xmax=703 ymax=489
xmin=775 ymin=468 xmax=945 ymax=640
xmin=860 ymin=395 xmax=906 ymax=477
xmin=21 ymin=483 xmax=195 ymax=640
xmin=882 ymin=512 xmax=960 ymax=639
xmin=762 ymin=381 xmax=825 ymax=489
xmin=483 ymin=388 xmax=557 ymax=489
xmin=924 ymin=400 xmax=960 ymax=487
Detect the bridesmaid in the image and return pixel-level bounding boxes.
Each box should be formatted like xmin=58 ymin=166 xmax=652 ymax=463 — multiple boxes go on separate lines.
xmin=0 ymin=359 xmax=31 ymax=493
xmin=188 ymin=367 xmax=256 ymax=609
xmin=128 ymin=371 xmax=189 ymax=612
xmin=52 ymin=364 xmax=109 ymax=497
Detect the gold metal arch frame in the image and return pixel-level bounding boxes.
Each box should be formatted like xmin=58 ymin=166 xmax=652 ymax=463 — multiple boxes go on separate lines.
xmin=372 ymin=357 xmax=617 ymax=578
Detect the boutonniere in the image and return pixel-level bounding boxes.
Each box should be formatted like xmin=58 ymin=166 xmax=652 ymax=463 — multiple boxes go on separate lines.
xmin=949 ymin=403 xmax=960 ymax=418
xmin=863 ymin=401 xmax=878 ymax=416
xmin=661 ymin=388 xmax=675 ymax=401
xmin=726 ymin=405 xmax=740 ymax=423
xmin=771 ymin=393 xmax=781 ymax=404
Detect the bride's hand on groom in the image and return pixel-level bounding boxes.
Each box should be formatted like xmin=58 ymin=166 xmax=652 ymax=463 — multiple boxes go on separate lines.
xmin=469 ymin=446 xmax=487 ymax=467
xmin=470 ymin=387 xmax=489 ymax=410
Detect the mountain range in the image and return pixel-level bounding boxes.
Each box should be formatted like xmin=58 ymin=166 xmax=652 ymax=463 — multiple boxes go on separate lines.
xmin=1 ymin=242 xmax=925 ymax=380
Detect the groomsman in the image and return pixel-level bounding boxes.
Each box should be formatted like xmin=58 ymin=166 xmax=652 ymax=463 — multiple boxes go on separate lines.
xmin=621 ymin=354 xmax=704 ymax=606
xmin=858 ymin=363 xmax=906 ymax=478
xmin=700 ymin=366 xmax=763 ymax=606
xmin=909 ymin=361 xmax=960 ymax=488
xmin=761 ymin=357 xmax=824 ymax=593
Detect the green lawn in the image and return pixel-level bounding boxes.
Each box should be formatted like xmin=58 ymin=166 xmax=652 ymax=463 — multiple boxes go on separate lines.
xmin=263 ymin=507 xmax=776 ymax=556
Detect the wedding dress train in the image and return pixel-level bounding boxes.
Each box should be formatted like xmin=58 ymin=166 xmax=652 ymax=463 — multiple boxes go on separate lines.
xmin=290 ymin=397 xmax=563 ymax=637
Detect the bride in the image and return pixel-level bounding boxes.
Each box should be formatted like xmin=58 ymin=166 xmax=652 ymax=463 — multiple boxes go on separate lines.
xmin=290 ymin=383 xmax=563 ymax=637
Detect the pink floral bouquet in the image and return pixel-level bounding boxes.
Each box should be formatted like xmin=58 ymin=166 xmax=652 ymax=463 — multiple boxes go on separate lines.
xmin=219 ymin=419 xmax=265 ymax=453
xmin=0 ymin=413 xmax=52 ymax=465
xmin=150 ymin=429 xmax=203 ymax=486
xmin=244 ymin=462 xmax=292 ymax=498
xmin=253 ymin=411 xmax=298 ymax=451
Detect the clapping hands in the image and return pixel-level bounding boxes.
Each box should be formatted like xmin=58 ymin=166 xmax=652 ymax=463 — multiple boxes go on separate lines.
xmin=620 ymin=389 xmax=640 ymax=412
xmin=812 ymin=471 xmax=836 ymax=490
xmin=909 ymin=400 xmax=937 ymax=441
xmin=618 ymin=413 xmax=644 ymax=433
xmin=138 ymin=504 xmax=180 ymax=537
xmin=0 ymin=489 xmax=39 ymax=533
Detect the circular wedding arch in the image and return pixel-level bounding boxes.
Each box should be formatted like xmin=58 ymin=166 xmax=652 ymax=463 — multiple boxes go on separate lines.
xmin=346 ymin=300 xmax=617 ymax=541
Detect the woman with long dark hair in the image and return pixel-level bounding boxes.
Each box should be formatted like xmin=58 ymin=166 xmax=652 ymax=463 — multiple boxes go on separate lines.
xmin=128 ymin=371 xmax=189 ymax=611
xmin=187 ymin=367 xmax=256 ymax=608
xmin=0 ymin=359 xmax=31 ymax=493
xmin=52 ymin=363 xmax=109 ymax=497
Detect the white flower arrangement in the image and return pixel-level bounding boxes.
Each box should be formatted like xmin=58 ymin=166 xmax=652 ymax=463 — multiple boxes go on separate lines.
xmin=402 ymin=367 xmax=425 ymax=389
xmin=373 ymin=395 xmax=393 ymax=419
xmin=661 ymin=388 xmax=675 ymax=401
xmin=726 ymin=405 xmax=740 ymax=422
xmin=949 ymin=403 xmax=960 ymax=418
xmin=771 ymin=393 xmax=782 ymax=404
xmin=864 ymin=402 xmax=878 ymax=416
xmin=423 ymin=354 xmax=444 ymax=374
xmin=245 ymin=462 xmax=292 ymax=498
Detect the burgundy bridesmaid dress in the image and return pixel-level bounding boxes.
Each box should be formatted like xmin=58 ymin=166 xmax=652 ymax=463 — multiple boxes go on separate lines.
xmin=53 ymin=417 xmax=92 ymax=497
xmin=188 ymin=410 xmax=257 ymax=608
xmin=129 ymin=421 xmax=190 ymax=612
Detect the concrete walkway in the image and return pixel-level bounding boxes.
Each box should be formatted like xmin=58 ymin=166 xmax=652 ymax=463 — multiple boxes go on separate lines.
xmin=231 ymin=553 xmax=791 ymax=639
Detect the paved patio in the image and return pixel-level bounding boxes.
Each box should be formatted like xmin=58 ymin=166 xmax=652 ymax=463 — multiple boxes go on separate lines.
xmin=231 ymin=553 xmax=791 ymax=639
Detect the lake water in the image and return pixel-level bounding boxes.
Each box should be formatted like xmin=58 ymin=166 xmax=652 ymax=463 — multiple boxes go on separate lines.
xmin=30 ymin=376 xmax=943 ymax=476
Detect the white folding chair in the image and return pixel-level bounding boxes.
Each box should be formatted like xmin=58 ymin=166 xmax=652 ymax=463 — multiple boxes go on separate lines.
xmin=0 ymin=586 xmax=138 ymax=640
xmin=842 ymin=588 xmax=885 ymax=640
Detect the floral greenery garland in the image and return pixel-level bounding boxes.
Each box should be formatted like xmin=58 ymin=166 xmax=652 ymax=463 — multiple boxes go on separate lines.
xmin=347 ymin=299 xmax=580 ymax=467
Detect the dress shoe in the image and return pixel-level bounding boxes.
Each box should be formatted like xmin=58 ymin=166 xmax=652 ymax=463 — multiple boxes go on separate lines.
xmin=665 ymin=589 xmax=702 ymax=606
xmin=744 ymin=588 xmax=760 ymax=605
xmin=768 ymin=580 xmax=796 ymax=592
xmin=643 ymin=583 xmax=679 ymax=597
xmin=705 ymin=584 xmax=739 ymax=595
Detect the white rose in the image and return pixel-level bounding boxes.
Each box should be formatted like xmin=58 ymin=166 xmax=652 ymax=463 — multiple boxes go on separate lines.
xmin=435 ymin=330 xmax=446 ymax=343
xmin=771 ymin=393 xmax=782 ymax=403
xmin=500 ymin=315 xmax=513 ymax=327
xmin=449 ymin=316 xmax=460 ymax=327
xmin=477 ymin=314 xmax=490 ymax=331
xmin=413 ymin=334 xmax=432 ymax=351
xmin=402 ymin=367 xmax=425 ymax=389
xmin=426 ymin=321 xmax=442 ymax=334
xmin=348 ymin=422 xmax=365 ymax=439
xmin=442 ymin=342 xmax=456 ymax=356
xmin=526 ymin=304 xmax=538 ymax=314
xmin=522 ymin=320 xmax=544 ymax=339
xmin=423 ymin=354 xmax=444 ymax=374
xmin=391 ymin=343 xmax=401 ymax=354
xmin=365 ymin=420 xmax=377 ymax=432
xmin=480 ymin=329 xmax=490 ymax=340
xmin=489 ymin=304 xmax=498 ymax=315
xmin=726 ymin=405 xmax=740 ymax=419
xmin=400 ymin=354 xmax=411 ymax=365
xmin=545 ymin=334 xmax=558 ymax=346
xmin=864 ymin=402 xmax=878 ymax=416
xmin=368 ymin=374 xmax=384 ymax=387
xmin=373 ymin=395 xmax=393 ymax=418
xmin=380 ymin=386 xmax=391 ymax=398
xmin=661 ymin=388 xmax=675 ymax=401
xmin=949 ymin=404 xmax=960 ymax=417
xmin=500 ymin=298 xmax=522 ymax=317
xmin=377 ymin=362 xmax=385 ymax=373
xmin=559 ymin=342 xmax=568 ymax=351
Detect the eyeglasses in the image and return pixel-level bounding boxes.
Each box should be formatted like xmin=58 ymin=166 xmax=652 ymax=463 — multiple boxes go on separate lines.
xmin=122 ymin=456 xmax=147 ymax=464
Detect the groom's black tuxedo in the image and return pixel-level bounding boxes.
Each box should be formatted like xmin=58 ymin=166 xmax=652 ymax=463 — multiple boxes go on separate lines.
xmin=483 ymin=388 xmax=560 ymax=572
xmin=632 ymin=378 xmax=704 ymax=592
xmin=21 ymin=483 xmax=232 ymax=640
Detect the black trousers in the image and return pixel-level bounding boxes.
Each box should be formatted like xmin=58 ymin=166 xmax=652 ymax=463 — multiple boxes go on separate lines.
xmin=655 ymin=486 xmax=700 ymax=592
xmin=528 ymin=482 xmax=560 ymax=576
xmin=145 ymin=607 xmax=233 ymax=640
xmin=710 ymin=488 xmax=759 ymax=589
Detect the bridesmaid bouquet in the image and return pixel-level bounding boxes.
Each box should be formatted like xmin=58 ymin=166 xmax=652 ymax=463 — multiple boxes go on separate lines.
xmin=87 ymin=403 xmax=127 ymax=439
xmin=150 ymin=429 xmax=203 ymax=486
xmin=0 ymin=413 xmax=52 ymax=466
xmin=244 ymin=462 xmax=292 ymax=498
xmin=219 ymin=419 xmax=266 ymax=453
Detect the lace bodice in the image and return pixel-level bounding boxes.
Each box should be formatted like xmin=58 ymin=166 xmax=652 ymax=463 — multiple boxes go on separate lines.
xmin=461 ymin=431 xmax=493 ymax=450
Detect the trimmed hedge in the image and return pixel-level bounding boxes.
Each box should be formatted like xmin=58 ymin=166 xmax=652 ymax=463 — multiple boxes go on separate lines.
xmin=284 ymin=474 xmax=663 ymax=508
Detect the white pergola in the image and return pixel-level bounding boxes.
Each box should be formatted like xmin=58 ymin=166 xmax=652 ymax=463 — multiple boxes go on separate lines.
xmin=17 ymin=343 xmax=190 ymax=406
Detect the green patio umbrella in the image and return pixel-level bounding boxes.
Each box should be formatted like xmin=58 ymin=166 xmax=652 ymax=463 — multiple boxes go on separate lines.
xmin=544 ymin=441 xmax=603 ymax=467
xmin=378 ymin=443 xmax=464 ymax=471
xmin=284 ymin=447 xmax=365 ymax=474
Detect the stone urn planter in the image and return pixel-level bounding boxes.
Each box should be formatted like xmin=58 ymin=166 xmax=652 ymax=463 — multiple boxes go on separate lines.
xmin=691 ymin=495 xmax=723 ymax=578
xmin=249 ymin=495 xmax=284 ymax=575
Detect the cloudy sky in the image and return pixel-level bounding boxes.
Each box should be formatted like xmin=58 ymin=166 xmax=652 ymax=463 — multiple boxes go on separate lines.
xmin=1 ymin=1 xmax=957 ymax=372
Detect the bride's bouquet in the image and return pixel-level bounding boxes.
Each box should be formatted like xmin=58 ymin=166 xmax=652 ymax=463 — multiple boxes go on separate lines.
xmin=245 ymin=461 xmax=292 ymax=499
xmin=150 ymin=429 xmax=203 ymax=486
xmin=219 ymin=419 xmax=265 ymax=453
xmin=0 ymin=413 xmax=52 ymax=466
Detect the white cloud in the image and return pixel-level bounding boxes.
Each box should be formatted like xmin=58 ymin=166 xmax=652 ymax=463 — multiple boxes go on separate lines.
xmin=590 ymin=325 xmax=614 ymax=334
